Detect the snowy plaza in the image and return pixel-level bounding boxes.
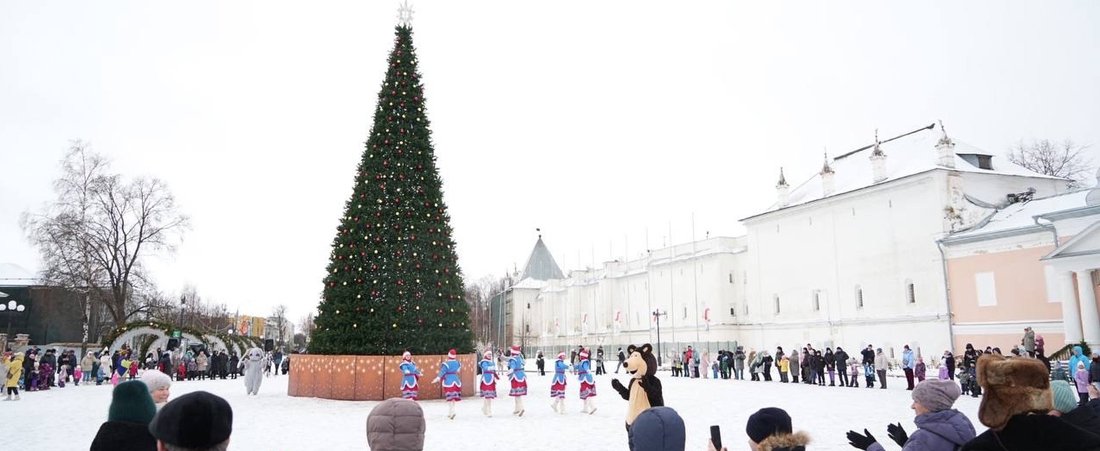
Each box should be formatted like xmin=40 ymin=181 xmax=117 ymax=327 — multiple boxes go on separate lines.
xmin=8 ymin=365 xmax=982 ymax=450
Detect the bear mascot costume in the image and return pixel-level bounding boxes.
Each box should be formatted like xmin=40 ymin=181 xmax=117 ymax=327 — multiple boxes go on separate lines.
xmin=240 ymin=347 xmax=265 ymax=395
xmin=611 ymin=343 xmax=664 ymax=446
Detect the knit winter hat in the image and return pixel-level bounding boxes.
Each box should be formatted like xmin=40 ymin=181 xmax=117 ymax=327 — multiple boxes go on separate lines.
xmin=631 ymin=407 xmax=686 ymax=451
xmin=511 ymin=345 xmax=521 ymax=356
xmin=912 ymin=379 xmax=961 ymax=412
xmin=446 ymin=349 xmax=456 ymax=359
xmin=108 ymin=381 xmax=157 ymax=425
xmin=140 ymin=369 xmax=172 ymax=393
xmin=746 ymin=407 xmax=792 ymax=443
xmin=1050 ymin=380 xmax=1078 ymax=414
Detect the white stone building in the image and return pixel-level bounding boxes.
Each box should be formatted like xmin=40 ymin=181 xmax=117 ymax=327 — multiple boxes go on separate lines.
xmin=497 ymin=122 xmax=1071 ymax=362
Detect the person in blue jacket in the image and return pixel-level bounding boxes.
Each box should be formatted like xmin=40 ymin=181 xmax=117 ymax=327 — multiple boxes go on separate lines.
xmin=432 ymin=349 xmax=463 ymax=420
xmin=578 ymin=348 xmax=597 ymax=415
xmin=478 ymin=351 xmax=497 ymax=417
xmin=507 ymin=345 xmax=527 ymax=416
xmin=399 ymin=351 xmax=421 ymax=400
xmin=551 ymin=352 xmax=568 ymax=414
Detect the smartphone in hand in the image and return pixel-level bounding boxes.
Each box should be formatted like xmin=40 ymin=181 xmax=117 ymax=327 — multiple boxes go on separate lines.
xmin=710 ymin=425 xmax=722 ymax=450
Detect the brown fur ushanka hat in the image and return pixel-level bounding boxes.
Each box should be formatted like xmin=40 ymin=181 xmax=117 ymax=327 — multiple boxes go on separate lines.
xmin=976 ymin=354 xmax=1053 ymax=429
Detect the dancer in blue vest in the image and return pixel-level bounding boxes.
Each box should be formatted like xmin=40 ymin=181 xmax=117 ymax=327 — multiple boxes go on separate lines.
xmin=551 ymin=351 xmax=568 ymax=414
xmin=432 ymin=348 xmax=463 ymax=419
xmin=399 ymin=351 xmax=421 ymax=400
xmin=507 ymin=345 xmax=528 ymax=416
xmin=577 ymin=348 xmax=597 ymax=414
xmin=478 ymin=351 xmax=498 ymax=417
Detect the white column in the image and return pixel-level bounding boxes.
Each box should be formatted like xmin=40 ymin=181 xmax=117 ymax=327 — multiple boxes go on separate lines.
xmin=1076 ymin=270 xmax=1100 ymax=345
xmin=1059 ymin=270 xmax=1083 ymax=344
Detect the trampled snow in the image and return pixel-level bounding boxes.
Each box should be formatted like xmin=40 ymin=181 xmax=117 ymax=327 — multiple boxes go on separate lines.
xmin=7 ymin=365 xmax=983 ymax=450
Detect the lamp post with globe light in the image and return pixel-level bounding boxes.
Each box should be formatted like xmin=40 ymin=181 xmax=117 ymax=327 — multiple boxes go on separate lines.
xmin=0 ymin=299 xmax=28 ymax=337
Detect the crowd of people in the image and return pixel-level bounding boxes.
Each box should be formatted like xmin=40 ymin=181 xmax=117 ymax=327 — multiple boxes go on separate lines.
xmin=1 ymin=343 xmax=290 ymax=402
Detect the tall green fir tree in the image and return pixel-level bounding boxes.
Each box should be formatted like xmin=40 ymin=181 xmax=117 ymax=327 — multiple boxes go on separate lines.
xmin=310 ymin=22 xmax=473 ymax=356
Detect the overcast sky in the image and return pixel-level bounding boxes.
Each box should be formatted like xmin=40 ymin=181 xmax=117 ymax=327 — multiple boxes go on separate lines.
xmin=2 ymin=1 xmax=1098 ymax=324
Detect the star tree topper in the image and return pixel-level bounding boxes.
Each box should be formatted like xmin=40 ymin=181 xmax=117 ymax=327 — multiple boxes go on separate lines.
xmin=397 ymin=0 xmax=414 ymax=27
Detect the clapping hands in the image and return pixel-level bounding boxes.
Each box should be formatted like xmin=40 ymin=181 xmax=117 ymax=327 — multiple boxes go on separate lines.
xmin=845 ymin=428 xmax=877 ymax=450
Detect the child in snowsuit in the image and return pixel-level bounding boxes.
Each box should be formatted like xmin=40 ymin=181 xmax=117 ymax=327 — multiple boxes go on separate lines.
xmin=5 ymin=354 xmax=24 ymax=400
xmin=848 ymin=358 xmax=860 ymax=387
xmin=1075 ymin=361 xmax=1091 ymax=406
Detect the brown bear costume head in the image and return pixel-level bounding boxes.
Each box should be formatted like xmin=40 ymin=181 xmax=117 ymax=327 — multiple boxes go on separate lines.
xmin=976 ymin=354 xmax=1053 ymax=430
xmin=624 ymin=343 xmax=657 ymax=380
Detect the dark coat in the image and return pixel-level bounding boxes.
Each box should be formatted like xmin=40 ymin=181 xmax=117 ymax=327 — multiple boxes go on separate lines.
xmin=861 ymin=348 xmax=875 ymax=365
xmin=1063 ymin=401 xmax=1100 ymax=437
xmin=89 ymin=421 xmax=157 ymax=451
xmin=834 ymin=350 xmax=849 ymax=368
xmin=824 ymin=351 xmax=836 ymax=370
xmin=960 ymin=413 xmax=1100 ymax=451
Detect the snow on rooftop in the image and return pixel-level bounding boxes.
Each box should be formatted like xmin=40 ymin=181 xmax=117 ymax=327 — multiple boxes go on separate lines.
xmin=949 ymin=189 xmax=1091 ymax=239
xmin=752 ymin=122 xmax=1063 ymax=217
xmin=0 ymin=262 xmax=38 ymax=287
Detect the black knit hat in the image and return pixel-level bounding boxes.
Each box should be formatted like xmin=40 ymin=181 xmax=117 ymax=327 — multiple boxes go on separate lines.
xmin=108 ymin=381 xmax=157 ymax=425
xmin=746 ymin=407 xmax=792 ymax=443
xmin=149 ymin=391 xmax=233 ymax=448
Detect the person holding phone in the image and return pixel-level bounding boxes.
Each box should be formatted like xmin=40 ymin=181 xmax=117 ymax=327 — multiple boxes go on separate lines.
xmin=708 ymin=407 xmax=810 ymax=451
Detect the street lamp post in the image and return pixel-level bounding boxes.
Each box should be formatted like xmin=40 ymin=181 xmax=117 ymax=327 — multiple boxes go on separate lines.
xmin=0 ymin=299 xmax=28 ymax=336
xmin=179 ymin=294 xmax=186 ymax=329
xmin=652 ymin=309 xmax=667 ymax=367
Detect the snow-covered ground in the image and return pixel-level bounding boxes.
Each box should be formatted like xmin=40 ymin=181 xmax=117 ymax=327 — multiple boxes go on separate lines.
xmin=7 ymin=368 xmax=983 ymax=450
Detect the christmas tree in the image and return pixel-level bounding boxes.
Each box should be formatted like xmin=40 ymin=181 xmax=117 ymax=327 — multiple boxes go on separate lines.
xmin=310 ymin=16 xmax=473 ymax=356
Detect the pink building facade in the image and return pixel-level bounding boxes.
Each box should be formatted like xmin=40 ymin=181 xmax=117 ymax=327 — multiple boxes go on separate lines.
xmin=943 ymin=184 xmax=1100 ymax=354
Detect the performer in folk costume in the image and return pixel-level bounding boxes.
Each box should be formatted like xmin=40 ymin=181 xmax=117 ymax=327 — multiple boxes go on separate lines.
xmin=577 ymin=348 xmax=597 ymax=414
xmin=507 ymin=345 xmax=527 ymax=416
xmin=432 ymin=348 xmax=463 ymax=420
xmin=550 ymin=351 xmax=568 ymax=414
xmin=478 ymin=351 xmax=498 ymax=417
xmin=399 ymin=351 xmax=422 ymax=400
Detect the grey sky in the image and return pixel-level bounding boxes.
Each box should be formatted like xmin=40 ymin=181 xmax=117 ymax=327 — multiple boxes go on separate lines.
xmin=2 ymin=1 xmax=1098 ymax=323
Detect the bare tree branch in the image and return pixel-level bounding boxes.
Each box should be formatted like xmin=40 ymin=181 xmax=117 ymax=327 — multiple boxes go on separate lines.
xmin=1008 ymin=139 xmax=1094 ymax=188
xmin=22 ymin=143 xmax=191 ymax=329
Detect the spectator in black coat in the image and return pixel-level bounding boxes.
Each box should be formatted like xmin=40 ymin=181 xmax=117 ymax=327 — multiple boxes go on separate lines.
xmin=834 ymin=347 xmax=849 ymax=387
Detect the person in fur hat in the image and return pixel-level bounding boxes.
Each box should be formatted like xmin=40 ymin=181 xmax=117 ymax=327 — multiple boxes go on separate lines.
xmin=709 ymin=407 xmax=809 ymax=451
xmin=846 ymin=379 xmax=976 ymax=450
xmin=959 ymin=354 xmax=1100 ymax=450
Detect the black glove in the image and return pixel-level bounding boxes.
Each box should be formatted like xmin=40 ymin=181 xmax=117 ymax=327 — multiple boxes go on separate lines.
xmin=887 ymin=423 xmax=908 ymax=447
xmin=846 ymin=429 xmax=877 ymax=450
xmin=611 ymin=378 xmax=625 ymax=391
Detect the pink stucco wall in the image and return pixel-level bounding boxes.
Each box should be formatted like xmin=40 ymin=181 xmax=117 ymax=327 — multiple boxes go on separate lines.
xmin=947 ymin=245 xmax=1063 ymax=323
xmin=952 ymin=332 xmax=1065 ymax=356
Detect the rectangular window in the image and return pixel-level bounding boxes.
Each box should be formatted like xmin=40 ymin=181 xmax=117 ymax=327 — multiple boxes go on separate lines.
xmin=856 ymin=285 xmax=864 ymax=309
xmin=976 ymin=272 xmax=997 ymax=306
xmin=906 ymin=283 xmax=916 ymax=304
xmin=730 ymin=306 xmax=736 ymax=317
xmin=774 ymin=295 xmax=781 ymax=315
xmin=813 ymin=290 xmax=821 ymax=311
xmin=729 ymin=273 xmax=733 ymax=284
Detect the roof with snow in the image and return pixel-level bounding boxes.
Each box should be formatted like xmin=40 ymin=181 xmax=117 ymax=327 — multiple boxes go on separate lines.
xmin=944 ymin=189 xmax=1094 ymax=243
xmin=519 ymin=236 xmax=564 ymax=282
xmin=0 ymin=263 xmax=39 ymax=287
xmin=744 ymin=122 xmax=1064 ymax=221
